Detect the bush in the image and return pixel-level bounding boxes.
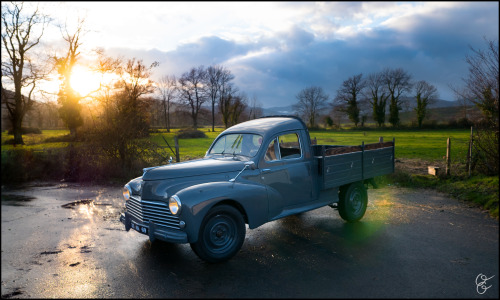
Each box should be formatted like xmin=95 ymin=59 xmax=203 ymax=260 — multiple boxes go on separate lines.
xmin=1 ymin=148 xmax=66 ymax=183
xmin=471 ymin=125 xmax=498 ymax=176
xmin=43 ymin=134 xmax=74 ymax=143
xmin=457 ymin=117 xmax=473 ymax=128
xmin=73 ymin=125 xmax=163 ymax=182
xmin=3 ymin=139 xmax=16 ymax=145
xmin=60 ymin=142 xmax=145 ymax=183
xmin=176 ymin=129 xmax=207 ymax=139
xmin=7 ymin=127 xmax=42 ymax=135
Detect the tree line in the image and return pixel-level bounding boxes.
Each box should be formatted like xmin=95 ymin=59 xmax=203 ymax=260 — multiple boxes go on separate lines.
xmin=294 ymin=68 xmax=439 ymax=129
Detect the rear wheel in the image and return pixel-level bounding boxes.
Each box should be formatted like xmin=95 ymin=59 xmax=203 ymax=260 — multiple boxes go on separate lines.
xmin=338 ymin=182 xmax=367 ymax=222
xmin=190 ymin=205 xmax=246 ymax=263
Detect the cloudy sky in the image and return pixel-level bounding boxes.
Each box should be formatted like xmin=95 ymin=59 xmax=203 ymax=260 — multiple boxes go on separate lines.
xmin=35 ymin=2 xmax=500 ymax=107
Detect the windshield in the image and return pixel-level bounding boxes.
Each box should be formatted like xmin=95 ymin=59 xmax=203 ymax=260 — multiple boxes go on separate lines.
xmin=208 ymin=133 xmax=263 ymax=158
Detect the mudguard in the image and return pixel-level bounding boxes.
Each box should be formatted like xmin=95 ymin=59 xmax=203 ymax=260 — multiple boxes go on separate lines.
xmin=174 ymin=181 xmax=268 ymax=243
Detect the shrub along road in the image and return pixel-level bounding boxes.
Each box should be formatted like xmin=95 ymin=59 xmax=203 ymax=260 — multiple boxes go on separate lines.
xmin=1 ymin=182 xmax=498 ymax=298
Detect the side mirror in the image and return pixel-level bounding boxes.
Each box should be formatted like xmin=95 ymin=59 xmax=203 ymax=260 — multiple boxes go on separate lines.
xmin=230 ymin=161 xmax=257 ymax=182
xmin=244 ymin=161 xmax=257 ymax=170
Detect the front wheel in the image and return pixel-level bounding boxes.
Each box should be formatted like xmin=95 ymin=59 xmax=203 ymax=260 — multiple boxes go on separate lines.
xmin=338 ymin=182 xmax=368 ymax=222
xmin=190 ymin=205 xmax=246 ymax=263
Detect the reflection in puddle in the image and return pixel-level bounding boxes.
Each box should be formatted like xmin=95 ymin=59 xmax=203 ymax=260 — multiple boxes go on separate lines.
xmin=58 ymin=192 xmax=123 ymax=222
xmin=61 ymin=199 xmax=94 ymax=209
xmin=1 ymin=194 xmax=36 ymax=206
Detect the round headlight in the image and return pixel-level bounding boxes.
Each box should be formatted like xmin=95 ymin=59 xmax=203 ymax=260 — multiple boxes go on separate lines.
xmin=123 ymin=185 xmax=132 ymax=201
xmin=169 ymin=195 xmax=182 ymax=215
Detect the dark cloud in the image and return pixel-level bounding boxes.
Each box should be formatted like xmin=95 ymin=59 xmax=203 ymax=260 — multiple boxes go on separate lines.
xmin=104 ymin=2 xmax=498 ymax=107
xmin=170 ymin=36 xmax=250 ymax=66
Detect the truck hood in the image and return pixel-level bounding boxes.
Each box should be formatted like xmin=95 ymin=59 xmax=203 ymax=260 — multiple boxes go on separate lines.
xmin=142 ymin=157 xmax=246 ymax=181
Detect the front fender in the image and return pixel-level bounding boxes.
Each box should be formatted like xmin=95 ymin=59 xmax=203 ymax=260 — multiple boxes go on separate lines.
xmin=175 ymin=181 xmax=268 ymax=243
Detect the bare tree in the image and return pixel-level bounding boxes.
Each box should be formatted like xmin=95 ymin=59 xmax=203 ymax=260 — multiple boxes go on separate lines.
xmin=1 ymin=1 xmax=50 ymax=144
xmin=383 ymin=68 xmax=412 ymax=127
xmin=230 ymin=92 xmax=247 ymax=126
xmin=334 ymin=74 xmax=365 ymax=127
xmin=157 ymin=74 xmax=177 ymax=132
xmin=93 ymin=58 xmax=158 ymax=170
xmin=178 ymin=65 xmax=208 ymax=130
xmin=90 ymin=49 xmax=122 ymax=126
xmin=294 ymin=86 xmax=329 ymax=128
xmin=115 ymin=58 xmax=158 ymax=136
xmin=364 ymin=72 xmax=389 ymax=127
xmin=454 ymin=38 xmax=499 ymax=175
xmin=219 ymin=84 xmax=238 ymax=128
xmin=413 ymin=80 xmax=438 ymax=128
xmin=248 ymin=94 xmax=263 ymax=120
xmin=207 ymin=65 xmax=226 ymax=132
xmin=54 ymin=18 xmax=87 ymax=139
xmin=463 ymin=38 xmax=499 ymax=128
xmin=217 ymin=67 xmax=236 ymax=128
xmin=449 ymin=85 xmax=472 ymax=121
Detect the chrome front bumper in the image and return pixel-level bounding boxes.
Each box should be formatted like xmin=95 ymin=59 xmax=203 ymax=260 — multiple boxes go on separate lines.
xmin=120 ymin=212 xmax=188 ymax=243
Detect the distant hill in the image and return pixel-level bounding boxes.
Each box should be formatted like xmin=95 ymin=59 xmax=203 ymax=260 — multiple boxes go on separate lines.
xmin=401 ymin=98 xmax=461 ymax=109
xmin=262 ymin=105 xmax=295 ymax=116
xmin=262 ymin=99 xmax=481 ymax=125
xmin=263 ymin=99 xmax=461 ymax=116
xmin=429 ymin=99 xmax=461 ymax=108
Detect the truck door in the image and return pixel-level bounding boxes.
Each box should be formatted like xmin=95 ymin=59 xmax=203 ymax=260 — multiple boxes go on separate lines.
xmin=260 ymin=131 xmax=313 ymax=219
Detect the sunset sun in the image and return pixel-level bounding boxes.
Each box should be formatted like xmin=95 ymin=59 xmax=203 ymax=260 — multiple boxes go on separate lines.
xmin=70 ymin=65 xmax=101 ymax=96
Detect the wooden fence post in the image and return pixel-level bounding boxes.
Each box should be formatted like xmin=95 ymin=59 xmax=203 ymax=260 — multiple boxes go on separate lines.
xmin=446 ymin=137 xmax=451 ymax=176
xmin=468 ymin=126 xmax=473 ymax=177
xmin=174 ymin=136 xmax=180 ymax=163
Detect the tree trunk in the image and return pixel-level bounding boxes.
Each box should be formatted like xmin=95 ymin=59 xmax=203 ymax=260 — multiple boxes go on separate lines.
xmin=167 ymin=103 xmax=171 ymax=133
xmin=13 ymin=123 xmax=24 ymax=145
xmin=69 ymin=127 xmax=77 ymax=140
xmin=192 ymin=114 xmax=198 ymax=131
xmin=11 ymin=107 xmax=25 ymax=145
xmin=212 ymin=101 xmax=215 ymax=132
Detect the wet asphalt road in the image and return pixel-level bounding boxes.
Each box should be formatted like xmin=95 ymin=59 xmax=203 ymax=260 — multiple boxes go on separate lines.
xmin=1 ymin=182 xmax=498 ymax=298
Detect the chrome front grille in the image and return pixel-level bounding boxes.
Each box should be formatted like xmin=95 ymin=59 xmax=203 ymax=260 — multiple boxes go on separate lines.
xmin=126 ymin=196 xmax=181 ymax=230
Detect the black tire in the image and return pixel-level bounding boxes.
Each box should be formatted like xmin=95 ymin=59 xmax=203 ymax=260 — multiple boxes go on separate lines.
xmin=190 ymin=205 xmax=246 ymax=263
xmin=338 ymin=182 xmax=368 ymax=222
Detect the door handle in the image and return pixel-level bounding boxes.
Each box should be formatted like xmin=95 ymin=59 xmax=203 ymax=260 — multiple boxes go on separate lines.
xmin=261 ymin=169 xmax=271 ymax=173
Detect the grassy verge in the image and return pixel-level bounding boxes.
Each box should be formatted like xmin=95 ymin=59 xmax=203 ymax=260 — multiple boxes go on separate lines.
xmin=375 ymin=169 xmax=499 ymax=219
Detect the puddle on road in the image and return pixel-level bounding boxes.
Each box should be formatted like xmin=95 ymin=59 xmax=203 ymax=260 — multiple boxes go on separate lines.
xmin=1 ymin=287 xmax=24 ymax=299
xmin=61 ymin=199 xmax=94 ymax=209
xmin=1 ymin=194 xmax=36 ymax=206
xmin=59 ymin=194 xmax=122 ymax=222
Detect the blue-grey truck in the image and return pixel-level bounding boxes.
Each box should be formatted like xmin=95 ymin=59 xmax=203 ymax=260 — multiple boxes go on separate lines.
xmin=120 ymin=116 xmax=395 ymax=262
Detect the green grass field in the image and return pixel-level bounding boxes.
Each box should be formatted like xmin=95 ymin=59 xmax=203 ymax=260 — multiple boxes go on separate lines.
xmin=309 ymin=129 xmax=471 ymax=162
xmin=2 ymin=127 xmax=471 ymax=162
xmin=1 ymin=130 xmax=70 ymax=151
xmin=149 ymin=128 xmax=471 ymax=163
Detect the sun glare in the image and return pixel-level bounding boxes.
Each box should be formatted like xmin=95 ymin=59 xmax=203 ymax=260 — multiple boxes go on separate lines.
xmin=70 ymin=65 xmax=102 ymax=96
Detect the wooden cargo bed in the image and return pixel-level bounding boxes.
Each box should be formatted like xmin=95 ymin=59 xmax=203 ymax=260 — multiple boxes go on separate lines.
xmin=313 ymin=139 xmax=395 ymax=190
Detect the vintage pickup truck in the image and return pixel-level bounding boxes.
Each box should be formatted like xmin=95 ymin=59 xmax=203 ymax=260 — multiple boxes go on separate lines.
xmin=120 ymin=116 xmax=394 ymax=263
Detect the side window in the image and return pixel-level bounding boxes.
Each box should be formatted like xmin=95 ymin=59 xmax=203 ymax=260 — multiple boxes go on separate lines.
xmin=279 ymin=133 xmax=301 ymax=159
xmin=264 ymin=138 xmax=278 ymax=161
xmin=264 ymin=133 xmax=301 ymax=162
